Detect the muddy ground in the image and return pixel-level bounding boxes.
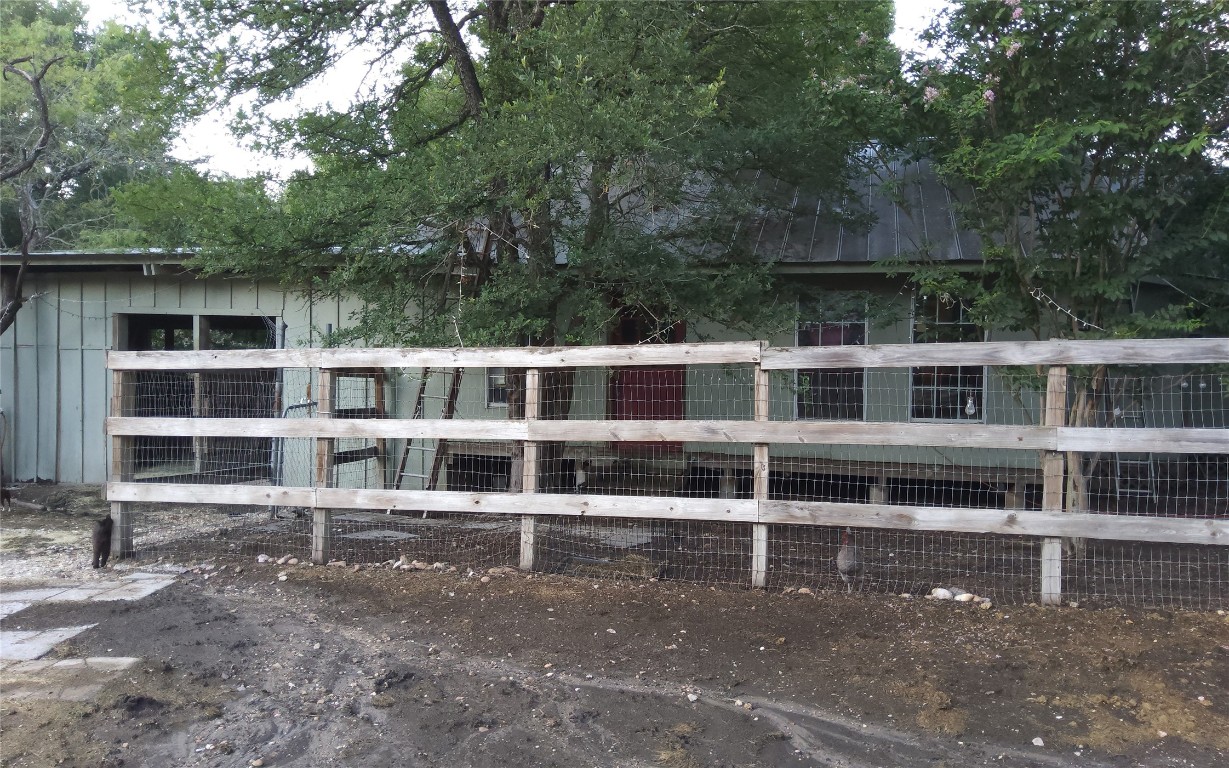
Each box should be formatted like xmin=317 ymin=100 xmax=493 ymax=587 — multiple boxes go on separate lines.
xmin=2 ymin=485 xmax=1228 ymax=768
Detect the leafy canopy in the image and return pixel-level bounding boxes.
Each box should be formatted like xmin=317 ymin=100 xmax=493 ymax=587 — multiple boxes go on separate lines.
xmin=1 ymin=0 xmax=186 ymax=251
xmin=132 ymin=0 xmax=898 ymax=347
xmin=907 ymin=0 xmax=1229 ymax=339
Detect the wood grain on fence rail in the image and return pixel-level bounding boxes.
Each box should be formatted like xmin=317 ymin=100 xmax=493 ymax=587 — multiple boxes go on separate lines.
xmin=762 ymin=500 xmax=1226 ymax=545
xmin=107 ymin=338 xmax=1229 ymax=371
xmin=321 ymin=342 xmax=762 ymax=369
xmin=107 ymin=482 xmax=315 ymax=507
xmin=107 ymin=349 xmax=323 ymax=370
xmin=107 ymin=416 xmax=1228 ymax=454
xmin=761 ymin=338 xmax=1229 ymax=369
xmin=1056 ymin=427 xmax=1228 ymax=454
xmin=105 ymin=482 xmax=1226 ymax=545
xmin=106 ymin=417 xmax=529 ymax=441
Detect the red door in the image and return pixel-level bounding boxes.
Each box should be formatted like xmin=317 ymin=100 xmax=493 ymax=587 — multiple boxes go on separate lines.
xmin=609 ymin=312 xmax=685 ymax=453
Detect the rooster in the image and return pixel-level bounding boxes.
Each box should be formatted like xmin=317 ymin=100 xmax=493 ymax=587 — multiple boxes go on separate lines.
xmin=836 ymin=527 xmax=863 ymax=593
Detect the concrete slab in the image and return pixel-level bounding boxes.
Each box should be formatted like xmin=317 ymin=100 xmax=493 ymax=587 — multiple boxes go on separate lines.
xmin=46 ymin=586 xmax=114 ymax=602
xmin=1 ymin=659 xmax=57 ymax=674
xmin=80 ymin=656 xmax=140 ymax=671
xmin=0 ymin=631 xmax=45 ymax=662
xmin=121 ymin=570 xmax=179 ymax=580
xmin=0 ymin=601 xmax=29 ymax=619
xmin=48 ymin=658 xmax=87 ymax=669
xmin=0 ymin=624 xmax=96 ymax=662
xmin=90 ymin=578 xmax=174 ymax=601
xmin=0 ymin=587 xmax=69 ymax=602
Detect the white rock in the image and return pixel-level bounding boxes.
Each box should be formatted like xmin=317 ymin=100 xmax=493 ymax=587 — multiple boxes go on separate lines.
xmin=277 ymin=555 xmax=291 ymax=565
xmin=687 ymin=693 xmax=699 ymax=702
xmin=288 ymin=558 xmax=299 ymax=565
xmin=257 ymin=554 xmax=272 ymax=563
xmin=1032 ymin=737 xmax=1044 ymax=747
xmin=955 ymin=593 xmax=977 ymax=603
xmin=797 ymin=587 xmax=813 ymax=595
xmin=930 ymin=588 xmax=954 ymax=600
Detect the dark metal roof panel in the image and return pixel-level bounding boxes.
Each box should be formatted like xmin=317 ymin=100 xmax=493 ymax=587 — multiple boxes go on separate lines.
xmin=753 ymin=156 xmax=982 ymax=264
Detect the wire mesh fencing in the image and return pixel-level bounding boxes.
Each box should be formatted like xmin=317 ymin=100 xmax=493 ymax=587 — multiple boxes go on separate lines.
xmin=105 ymin=342 xmax=1228 ymax=609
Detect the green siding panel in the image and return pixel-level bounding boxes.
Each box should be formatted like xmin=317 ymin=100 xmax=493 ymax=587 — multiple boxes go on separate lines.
xmin=57 ymin=350 xmax=84 ymax=482
xmin=81 ymin=348 xmax=109 ymax=483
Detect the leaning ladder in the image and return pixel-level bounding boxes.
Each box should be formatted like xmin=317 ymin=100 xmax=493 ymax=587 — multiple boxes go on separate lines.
xmin=390 ymin=368 xmax=464 ymax=493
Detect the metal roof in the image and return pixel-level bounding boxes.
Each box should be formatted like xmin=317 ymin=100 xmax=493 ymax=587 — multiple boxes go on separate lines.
xmin=748 ymin=157 xmax=982 ymax=264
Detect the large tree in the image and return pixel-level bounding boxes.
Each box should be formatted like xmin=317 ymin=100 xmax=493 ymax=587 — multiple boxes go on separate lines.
xmin=905 ymin=0 xmax=1229 ymax=550
xmin=908 ymin=0 xmax=1229 ymax=340
xmin=0 ymin=0 xmax=186 ymax=335
xmin=132 ymin=0 xmax=898 ymax=349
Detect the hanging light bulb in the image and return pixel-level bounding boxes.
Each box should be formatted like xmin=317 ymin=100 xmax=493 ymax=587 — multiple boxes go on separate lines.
xmin=964 ymin=394 xmax=977 ymax=417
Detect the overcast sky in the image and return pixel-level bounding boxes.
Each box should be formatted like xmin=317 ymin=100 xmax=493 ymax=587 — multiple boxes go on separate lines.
xmin=83 ymin=0 xmax=950 ymax=179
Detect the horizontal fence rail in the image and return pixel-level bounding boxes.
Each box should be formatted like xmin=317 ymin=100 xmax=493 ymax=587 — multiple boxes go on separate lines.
xmin=106 ymin=338 xmax=1229 ymax=607
xmin=107 ymin=416 xmax=1229 ymax=454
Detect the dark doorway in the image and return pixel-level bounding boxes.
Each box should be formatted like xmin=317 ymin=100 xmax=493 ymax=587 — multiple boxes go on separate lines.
xmin=122 ymin=314 xmax=278 ymax=481
xmin=608 ymin=309 xmax=686 ymax=454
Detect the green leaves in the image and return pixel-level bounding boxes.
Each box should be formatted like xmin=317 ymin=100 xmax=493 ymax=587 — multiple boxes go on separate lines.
xmin=158 ymin=0 xmax=896 ymax=347
xmin=2 ymin=1 xmax=188 ymax=252
xmin=909 ymin=0 xmax=1229 ymax=339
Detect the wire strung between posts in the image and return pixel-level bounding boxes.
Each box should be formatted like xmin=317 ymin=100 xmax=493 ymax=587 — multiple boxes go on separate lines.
xmin=1029 ymin=287 xmax=1105 ymax=332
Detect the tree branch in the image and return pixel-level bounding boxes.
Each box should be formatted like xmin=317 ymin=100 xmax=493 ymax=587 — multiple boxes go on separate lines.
xmin=428 ymin=1 xmax=484 ymax=119
xmin=0 ymin=56 xmax=65 ymax=182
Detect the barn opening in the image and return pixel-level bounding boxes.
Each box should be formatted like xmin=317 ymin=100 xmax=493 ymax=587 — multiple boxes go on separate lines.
xmin=121 ymin=313 xmax=279 ymax=482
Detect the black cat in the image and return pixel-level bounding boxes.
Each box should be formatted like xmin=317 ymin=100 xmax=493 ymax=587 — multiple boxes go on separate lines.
xmin=92 ymin=515 xmax=113 ymax=568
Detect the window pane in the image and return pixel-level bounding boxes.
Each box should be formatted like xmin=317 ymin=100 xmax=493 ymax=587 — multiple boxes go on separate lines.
xmin=911 ymin=296 xmax=984 ymax=420
xmin=797 ymin=308 xmax=865 ymax=421
xmin=487 ymin=368 xmax=508 ymax=406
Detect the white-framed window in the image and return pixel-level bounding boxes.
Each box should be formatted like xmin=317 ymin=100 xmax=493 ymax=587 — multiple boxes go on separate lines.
xmin=796 ymin=311 xmax=866 ymax=421
xmin=910 ymin=294 xmax=984 ymax=421
xmin=487 ymin=367 xmax=508 ymax=407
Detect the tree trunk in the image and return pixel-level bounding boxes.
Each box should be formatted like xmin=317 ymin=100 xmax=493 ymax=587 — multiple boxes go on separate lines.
xmin=1063 ymin=365 xmax=1108 ymax=559
xmin=0 ymin=259 xmax=30 ymax=337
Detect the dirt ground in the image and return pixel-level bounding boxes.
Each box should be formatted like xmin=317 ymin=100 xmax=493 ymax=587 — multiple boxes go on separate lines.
xmin=2 ymin=485 xmax=1228 ymax=768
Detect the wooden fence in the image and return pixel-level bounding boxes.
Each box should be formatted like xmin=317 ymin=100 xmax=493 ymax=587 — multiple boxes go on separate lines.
xmin=106 ymin=338 xmax=1229 ymax=604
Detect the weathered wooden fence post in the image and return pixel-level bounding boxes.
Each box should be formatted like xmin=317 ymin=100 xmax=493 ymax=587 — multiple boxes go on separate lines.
xmin=109 ymin=366 xmax=135 ymax=558
xmin=1040 ymin=365 xmax=1068 ymax=605
xmin=313 ymin=364 xmax=335 ymax=564
xmin=751 ymin=347 xmax=769 ymax=588
xmin=519 ymin=368 xmax=541 ymax=571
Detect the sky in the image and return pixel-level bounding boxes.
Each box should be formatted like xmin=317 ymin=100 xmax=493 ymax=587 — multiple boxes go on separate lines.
xmin=83 ymin=0 xmax=951 ymax=179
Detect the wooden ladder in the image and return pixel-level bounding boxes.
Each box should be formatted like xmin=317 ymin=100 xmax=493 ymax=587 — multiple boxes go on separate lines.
xmin=390 ymin=367 xmax=464 ymax=494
